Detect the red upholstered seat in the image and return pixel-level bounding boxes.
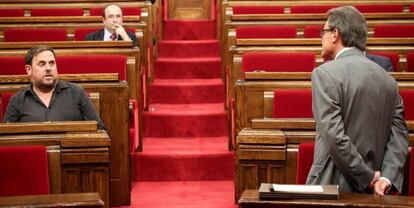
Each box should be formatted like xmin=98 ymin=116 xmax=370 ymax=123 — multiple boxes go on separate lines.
xmin=369 ymin=51 xmax=400 ymax=71
xmin=290 ymin=5 xmax=338 ymax=14
xmin=303 ymin=25 xmax=324 ymax=38
xmin=411 ymin=5 xmax=414 ymax=12
xmin=0 ymin=56 xmax=26 ymax=75
xmin=409 ymin=147 xmax=414 ymax=196
xmin=0 ymin=9 xmax=24 ymax=17
xmin=56 ymin=55 xmax=127 ymax=81
xmin=0 ymin=145 xmax=49 ymax=197
xmin=296 ymin=143 xmax=314 ymax=184
xmin=242 ymin=52 xmax=316 ymax=74
xmin=31 ymin=8 xmax=84 ymax=16
xmin=400 ymin=90 xmax=414 ymax=120
xmin=4 ymin=28 xmax=68 ymax=42
xmin=355 ymin=4 xmax=403 ymax=13
xmin=89 ymin=7 xmax=141 ymax=16
xmin=374 ymin=25 xmax=414 ymax=38
xmin=74 ymin=27 xmax=136 ymax=41
xmin=232 ymin=6 xmax=284 ymax=14
xmin=273 ymin=89 xmax=313 ymax=118
xmin=407 ymin=52 xmax=414 ymax=72
xmin=0 ymin=92 xmax=13 ymax=122
xmin=236 ymin=25 xmax=297 ymax=39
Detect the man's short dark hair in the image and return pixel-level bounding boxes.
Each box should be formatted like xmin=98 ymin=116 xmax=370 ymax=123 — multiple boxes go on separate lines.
xmin=25 ymin=45 xmax=56 ymax=66
xmin=102 ymin=4 xmax=122 ymax=18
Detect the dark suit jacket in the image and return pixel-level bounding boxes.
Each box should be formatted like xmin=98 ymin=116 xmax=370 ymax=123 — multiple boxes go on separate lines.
xmin=366 ymin=53 xmax=394 ymax=72
xmin=85 ymin=29 xmax=137 ymax=46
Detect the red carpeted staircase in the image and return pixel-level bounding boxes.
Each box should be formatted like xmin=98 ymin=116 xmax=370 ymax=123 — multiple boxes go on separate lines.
xmin=129 ymin=7 xmax=236 ymax=208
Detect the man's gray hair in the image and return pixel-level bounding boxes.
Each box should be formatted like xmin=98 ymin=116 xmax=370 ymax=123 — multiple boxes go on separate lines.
xmin=327 ymin=6 xmax=367 ymax=51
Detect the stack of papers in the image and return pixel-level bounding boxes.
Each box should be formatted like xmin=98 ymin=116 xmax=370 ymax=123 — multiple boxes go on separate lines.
xmin=259 ymin=183 xmax=339 ymax=200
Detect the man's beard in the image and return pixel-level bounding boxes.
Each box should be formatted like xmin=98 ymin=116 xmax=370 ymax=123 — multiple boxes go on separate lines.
xmin=34 ymin=78 xmax=58 ymax=93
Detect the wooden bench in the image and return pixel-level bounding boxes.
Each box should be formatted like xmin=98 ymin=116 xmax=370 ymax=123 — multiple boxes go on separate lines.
xmin=0 ymin=74 xmax=130 ymax=206
xmin=0 ymin=121 xmax=109 ymax=207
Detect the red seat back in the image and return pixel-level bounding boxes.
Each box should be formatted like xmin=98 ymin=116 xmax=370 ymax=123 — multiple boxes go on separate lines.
xmin=0 ymin=145 xmax=49 ymax=197
xmin=1 ymin=92 xmax=14 ymax=121
xmin=273 ymin=89 xmax=313 ymax=118
xmin=409 ymin=147 xmax=414 ymax=196
xmin=56 ymin=55 xmax=127 ymax=81
xmin=411 ymin=5 xmax=414 ymax=12
xmin=369 ymin=51 xmax=400 ymax=71
xmin=90 ymin=7 xmax=141 ymax=16
xmin=290 ymin=5 xmax=338 ymax=14
xmin=0 ymin=9 xmax=24 ymax=17
xmin=407 ymin=52 xmax=414 ymax=72
xmin=31 ymin=8 xmax=84 ymax=16
xmin=355 ymin=4 xmax=403 ymax=13
xmin=4 ymin=28 xmax=68 ymax=42
xmin=236 ymin=25 xmax=297 ymax=39
xmin=374 ymin=25 xmax=414 ymax=38
xmin=400 ymin=90 xmax=414 ymax=120
xmin=296 ymin=143 xmax=314 ymax=184
xmin=303 ymin=25 xmax=324 ymax=38
xmin=242 ymin=52 xmax=316 ymax=74
xmin=0 ymin=56 xmax=26 ymax=75
xmin=232 ymin=6 xmax=284 ymax=14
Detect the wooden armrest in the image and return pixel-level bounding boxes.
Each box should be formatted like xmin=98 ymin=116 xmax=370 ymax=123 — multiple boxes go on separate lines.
xmin=0 ymin=121 xmax=97 ymax=134
xmin=251 ymin=118 xmax=315 ymax=129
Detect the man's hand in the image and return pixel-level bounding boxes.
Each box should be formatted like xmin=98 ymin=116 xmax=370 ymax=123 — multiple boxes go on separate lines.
xmin=370 ymin=171 xmax=380 ymax=188
xmin=113 ymin=23 xmax=131 ymax=41
xmin=373 ymin=178 xmax=391 ymax=196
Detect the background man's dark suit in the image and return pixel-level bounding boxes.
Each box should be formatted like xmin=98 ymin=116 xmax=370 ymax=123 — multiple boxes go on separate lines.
xmin=85 ymin=29 xmax=137 ymax=46
xmin=366 ymin=53 xmax=394 ymax=72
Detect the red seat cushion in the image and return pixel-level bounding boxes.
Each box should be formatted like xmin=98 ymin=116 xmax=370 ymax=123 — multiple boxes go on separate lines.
xmin=290 ymin=5 xmax=338 ymax=14
xmin=374 ymin=25 xmax=414 ymax=38
xmin=232 ymin=6 xmax=284 ymax=14
xmin=242 ymin=52 xmax=316 ymax=74
xmin=411 ymin=5 xmax=414 ymax=12
xmin=0 ymin=56 xmax=26 ymax=75
xmin=90 ymin=7 xmax=141 ymax=16
xmin=4 ymin=28 xmax=68 ymax=42
xmin=400 ymin=90 xmax=414 ymax=120
xmin=0 ymin=145 xmax=49 ymax=197
xmin=407 ymin=52 xmax=414 ymax=72
xmin=369 ymin=51 xmax=400 ymax=71
xmin=303 ymin=25 xmax=324 ymax=38
xmin=0 ymin=9 xmax=24 ymax=17
xmin=355 ymin=4 xmax=403 ymax=13
xmin=273 ymin=89 xmax=313 ymax=118
xmin=236 ymin=25 xmax=297 ymax=39
xmin=56 ymin=55 xmax=127 ymax=81
xmin=31 ymin=8 xmax=84 ymax=16
xmin=296 ymin=143 xmax=314 ymax=184
xmin=1 ymin=92 xmax=13 ymax=119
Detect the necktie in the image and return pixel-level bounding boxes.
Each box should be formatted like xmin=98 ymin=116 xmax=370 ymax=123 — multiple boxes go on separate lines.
xmin=110 ymin=33 xmax=117 ymax=41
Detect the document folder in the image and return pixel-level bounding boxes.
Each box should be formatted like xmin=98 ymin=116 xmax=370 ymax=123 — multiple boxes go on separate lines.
xmin=259 ymin=183 xmax=339 ymax=200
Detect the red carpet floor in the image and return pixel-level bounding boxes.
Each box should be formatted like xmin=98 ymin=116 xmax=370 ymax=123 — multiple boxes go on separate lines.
xmin=129 ymin=16 xmax=235 ymax=207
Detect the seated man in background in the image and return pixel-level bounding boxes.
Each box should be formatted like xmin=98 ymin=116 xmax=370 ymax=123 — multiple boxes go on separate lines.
xmin=3 ymin=45 xmax=106 ymax=130
xmin=85 ymin=4 xmax=137 ymax=46
xmin=366 ymin=53 xmax=394 ymax=72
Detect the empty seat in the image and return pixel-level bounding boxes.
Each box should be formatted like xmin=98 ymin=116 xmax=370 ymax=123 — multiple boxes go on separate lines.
xmin=400 ymin=90 xmax=414 ymax=120
xmin=90 ymin=7 xmax=141 ymax=16
xmin=290 ymin=5 xmax=338 ymax=14
xmin=232 ymin=6 xmax=284 ymax=14
xmin=236 ymin=25 xmax=297 ymax=39
xmin=4 ymin=28 xmax=68 ymax=42
xmin=273 ymin=89 xmax=313 ymax=118
xmin=30 ymin=8 xmax=84 ymax=16
xmin=242 ymin=52 xmax=316 ymax=74
xmin=56 ymin=55 xmax=127 ymax=80
xmin=0 ymin=8 xmax=24 ymax=17
xmin=355 ymin=4 xmax=403 ymax=13
xmin=369 ymin=51 xmax=400 ymax=71
xmin=374 ymin=25 xmax=414 ymax=38
xmin=303 ymin=25 xmax=324 ymax=38
xmin=407 ymin=52 xmax=414 ymax=72
xmin=0 ymin=145 xmax=49 ymax=197
xmin=296 ymin=143 xmax=314 ymax=184
xmin=0 ymin=56 xmax=26 ymax=75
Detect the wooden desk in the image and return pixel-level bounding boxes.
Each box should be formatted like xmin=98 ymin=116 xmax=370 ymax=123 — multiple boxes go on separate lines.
xmin=239 ymin=189 xmax=414 ymax=208
xmin=0 ymin=192 xmax=104 ymax=208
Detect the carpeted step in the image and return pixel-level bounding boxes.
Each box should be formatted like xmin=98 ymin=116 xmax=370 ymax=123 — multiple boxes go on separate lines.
xmin=130 ymin=181 xmax=237 ymax=208
xmin=149 ymin=79 xmax=224 ymax=104
xmin=155 ymin=57 xmax=222 ymax=79
xmin=132 ymin=137 xmax=233 ymax=181
xmin=163 ymin=19 xmax=216 ymax=40
xmin=158 ymin=40 xmax=220 ymax=58
xmin=144 ymin=103 xmax=227 ymax=137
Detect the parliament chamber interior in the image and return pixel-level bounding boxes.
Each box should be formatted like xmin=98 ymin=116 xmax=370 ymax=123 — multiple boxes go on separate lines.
xmin=0 ymin=0 xmax=414 ymax=207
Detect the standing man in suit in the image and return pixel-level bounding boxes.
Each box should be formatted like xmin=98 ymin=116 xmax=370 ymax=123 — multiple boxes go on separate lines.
xmin=85 ymin=4 xmax=137 ymax=46
xmin=306 ymin=6 xmax=408 ymax=195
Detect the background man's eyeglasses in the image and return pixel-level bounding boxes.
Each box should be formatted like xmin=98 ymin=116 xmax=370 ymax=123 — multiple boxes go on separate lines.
xmin=320 ymin=28 xmax=335 ymax=38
